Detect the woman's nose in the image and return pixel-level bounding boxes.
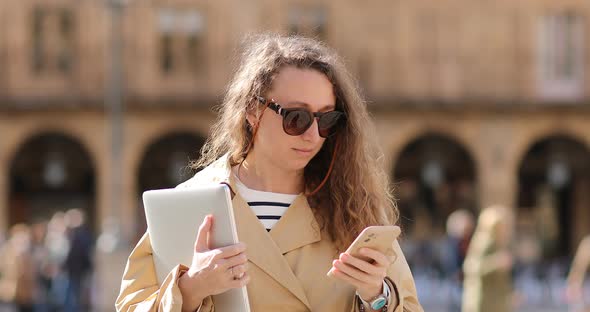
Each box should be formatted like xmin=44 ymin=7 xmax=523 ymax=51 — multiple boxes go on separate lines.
xmin=301 ymin=118 xmax=321 ymax=142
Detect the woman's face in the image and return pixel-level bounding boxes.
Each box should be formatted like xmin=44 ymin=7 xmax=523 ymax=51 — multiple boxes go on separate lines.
xmin=248 ymin=65 xmax=336 ymax=172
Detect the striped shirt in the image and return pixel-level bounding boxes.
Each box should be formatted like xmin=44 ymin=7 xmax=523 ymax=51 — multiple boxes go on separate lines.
xmin=234 ymin=177 xmax=298 ymax=231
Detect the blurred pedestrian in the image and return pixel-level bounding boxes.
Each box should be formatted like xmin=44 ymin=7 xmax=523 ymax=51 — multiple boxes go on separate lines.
xmin=45 ymin=212 xmax=70 ymax=311
xmin=566 ymin=235 xmax=590 ymax=311
xmin=444 ymin=209 xmax=476 ymax=275
xmin=30 ymin=221 xmax=51 ymax=312
xmin=0 ymin=224 xmax=36 ymax=312
xmin=63 ymin=209 xmax=93 ymax=312
xmin=462 ymin=205 xmax=515 ymax=312
xmin=440 ymin=209 xmax=475 ymax=311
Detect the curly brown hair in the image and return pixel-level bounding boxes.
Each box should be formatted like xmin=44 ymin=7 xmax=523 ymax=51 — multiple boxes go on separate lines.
xmin=192 ymin=33 xmax=398 ymax=251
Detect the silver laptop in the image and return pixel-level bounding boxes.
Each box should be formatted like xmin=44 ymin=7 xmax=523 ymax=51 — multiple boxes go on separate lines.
xmin=143 ymin=184 xmax=251 ymax=312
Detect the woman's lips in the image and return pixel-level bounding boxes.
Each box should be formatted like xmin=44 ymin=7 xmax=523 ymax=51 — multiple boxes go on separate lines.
xmin=293 ymin=148 xmax=314 ymax=156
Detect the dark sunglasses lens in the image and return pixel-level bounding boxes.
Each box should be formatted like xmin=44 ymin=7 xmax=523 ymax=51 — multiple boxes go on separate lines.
xmin=318 ymin=112 xmax=343 ymax=137
xmin=283 ymin=110 xmax=312 ymax=135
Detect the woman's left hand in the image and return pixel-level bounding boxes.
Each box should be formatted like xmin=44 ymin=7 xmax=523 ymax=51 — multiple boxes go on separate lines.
xmin=328 ymin=247 xmax=393 ymax=301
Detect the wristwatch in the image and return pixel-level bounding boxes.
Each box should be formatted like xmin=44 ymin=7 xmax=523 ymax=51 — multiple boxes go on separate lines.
xmin=357 ymin=280 xmax=390 ymax=311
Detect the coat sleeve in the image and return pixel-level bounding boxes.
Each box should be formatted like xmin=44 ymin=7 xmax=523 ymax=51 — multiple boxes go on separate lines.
xmin=349 ymin=240 xmax=424 ymax=312
xmin=115 ymin=232 xmax=214 ymax=312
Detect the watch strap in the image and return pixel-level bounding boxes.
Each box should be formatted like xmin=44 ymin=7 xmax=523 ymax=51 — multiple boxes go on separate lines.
xmin=357 ymin=280 xmax=390 ymax=311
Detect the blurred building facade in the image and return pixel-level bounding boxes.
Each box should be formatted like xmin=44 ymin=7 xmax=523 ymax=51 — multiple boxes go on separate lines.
xmin=0 ymin=0 xmax=589 ymax=276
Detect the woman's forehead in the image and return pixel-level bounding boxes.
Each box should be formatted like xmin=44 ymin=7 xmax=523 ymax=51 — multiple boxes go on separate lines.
xmin=267 ymin=66 xmax=335 ymax=110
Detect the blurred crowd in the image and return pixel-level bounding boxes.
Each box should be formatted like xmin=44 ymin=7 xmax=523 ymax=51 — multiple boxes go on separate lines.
xmin=403 ymin=207 xmax=590 ymax=312
xmin=0 ymin=209 xmax=94 ymax=312
xmin=0 ymin=204 xmax=586 ymax=312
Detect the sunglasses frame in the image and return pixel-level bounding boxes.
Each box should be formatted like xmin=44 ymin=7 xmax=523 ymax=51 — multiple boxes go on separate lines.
xmin=256 ymin=96 xmax=345 ymax=138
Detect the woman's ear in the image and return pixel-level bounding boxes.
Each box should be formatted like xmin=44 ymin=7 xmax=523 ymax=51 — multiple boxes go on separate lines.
xmin=245 ymin=111 xmax=257 ymax=128
xmin=245 ymin=100 xmax=259 ymax=128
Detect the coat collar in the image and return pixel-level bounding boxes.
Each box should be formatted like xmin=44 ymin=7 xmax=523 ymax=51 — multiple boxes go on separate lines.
xmin=178 ymin=155 xmax=321 ymax=309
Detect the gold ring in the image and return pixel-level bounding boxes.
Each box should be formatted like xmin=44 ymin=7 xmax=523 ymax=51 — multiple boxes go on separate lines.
xmin=232 ymin=266 xmax=244 ymax=280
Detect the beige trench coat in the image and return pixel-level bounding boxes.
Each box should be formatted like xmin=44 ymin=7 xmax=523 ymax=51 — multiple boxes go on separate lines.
xmin=116 ymin=156 xmax=423 ymax=312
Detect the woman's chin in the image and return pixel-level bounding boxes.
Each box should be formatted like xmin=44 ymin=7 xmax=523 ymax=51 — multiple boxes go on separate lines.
xmin=287 ymin=157 xmax=311 ymax=171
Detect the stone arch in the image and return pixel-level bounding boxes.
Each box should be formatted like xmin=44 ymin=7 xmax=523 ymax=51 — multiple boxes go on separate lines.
xmin=8 ymin=131 xmax=97 ymax=231
xmin=134 ymin=131 xmax=207 ymax=239
xmin=516 ymin=134 xmax=590 ymax=258
xmin=392 ymin=133 xmax=478 ymax=236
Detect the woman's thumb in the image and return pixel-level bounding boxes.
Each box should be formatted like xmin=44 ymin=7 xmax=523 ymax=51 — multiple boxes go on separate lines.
xmin=194 ymin=215 xmax=212 ymax=252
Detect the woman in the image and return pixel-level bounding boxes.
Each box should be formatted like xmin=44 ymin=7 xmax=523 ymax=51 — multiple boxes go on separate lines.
xmin=0 ymin=224 xmax=36 ymax=312
xmin=116 ymin=33 xmax=422 ymax=312
xmin=462 ymin=205 xmax=514 ymax=312
xmin=567 ymin=235 xmax=590 ymax=311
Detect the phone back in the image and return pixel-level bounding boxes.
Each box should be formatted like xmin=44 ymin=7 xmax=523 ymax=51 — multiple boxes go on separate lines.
xmin=346 ymin=226 xmax=401 ymax=262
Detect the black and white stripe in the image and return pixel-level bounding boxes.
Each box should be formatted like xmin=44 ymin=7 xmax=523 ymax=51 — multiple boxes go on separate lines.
xmin=234 ymin=178 xmax=297 ymax=231
xmin=248 ymin=202 xmax=290 ymax=231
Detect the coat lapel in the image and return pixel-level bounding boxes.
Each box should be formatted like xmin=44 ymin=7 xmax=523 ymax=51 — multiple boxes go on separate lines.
xmin=231 ymin=194 xmax=313 ymax=310
xmin=269 ymin=195 xmax=321 ymax=254
xmin=228 ymin=175 xmax=320 ymax=311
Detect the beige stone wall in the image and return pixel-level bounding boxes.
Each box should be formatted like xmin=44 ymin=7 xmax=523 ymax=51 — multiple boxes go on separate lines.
xmin=384 ymin=109 xmax=589 ymax=180
xmin=0 ymin=108 xmax=588 ymax=244
xmin=0 ymin=108 xmax=587 ymax=311
xmin=374 ymin=108 xmax=590 ymax=244
xmin=0 ymin=110 xmax=108 ymax=232
xmin=0 ymin=0 xmax=589 ymax=245
xmin=120 ymin=108 xmax=215 ymax=243
xmin=1 ymin=0 xmax=106 ymax=98
xmin=2 ymin=0 xmax=589 ymax=101
xmin=2 ymin=1 xmax=590 ymax=310
xmin=0 ymin=109 xmax=214 ymax=241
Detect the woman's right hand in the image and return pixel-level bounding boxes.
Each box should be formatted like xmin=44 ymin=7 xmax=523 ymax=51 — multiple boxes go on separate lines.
xmin=178 ymin=215 xmax=250 ymax=312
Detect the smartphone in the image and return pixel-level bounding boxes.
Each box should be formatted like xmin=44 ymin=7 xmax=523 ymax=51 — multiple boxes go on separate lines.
xmin=328 ymin=225 xmax=401 ymax=277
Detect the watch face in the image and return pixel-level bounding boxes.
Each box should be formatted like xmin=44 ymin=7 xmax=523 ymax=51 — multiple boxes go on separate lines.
xmin=371 ymin=297 xmax=387 ymax=310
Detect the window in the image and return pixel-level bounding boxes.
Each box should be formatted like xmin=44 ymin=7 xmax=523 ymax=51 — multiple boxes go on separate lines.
xmin=158 ymin=9 xmax=205 ymax=75
xmin=160 ymin=34 xmax=174 ymax=73
xmin=32 ymin=6 xmax=46 ymax=72
xmin=538 ymin=12 xmax=585 ymax=100
xmin=57 ymin=8 xmax=74 ymax=73
xmin=184 ymin=11 xmax=205 ymax=73
xmin=30 ymin=6 xmax=75 ymax=75
xmin=288 ymin=6 xmax=327 ymax=40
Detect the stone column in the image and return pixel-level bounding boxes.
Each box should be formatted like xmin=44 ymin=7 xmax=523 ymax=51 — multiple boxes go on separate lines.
xmin=477 ymin=121 xmax=518 ymax=210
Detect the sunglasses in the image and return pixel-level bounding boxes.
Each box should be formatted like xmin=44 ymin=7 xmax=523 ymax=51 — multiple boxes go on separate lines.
xmin=256 ymin=96 xmax=345 ymax=138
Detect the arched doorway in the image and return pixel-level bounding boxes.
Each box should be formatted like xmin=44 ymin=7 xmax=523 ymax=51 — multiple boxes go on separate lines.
xmin=392 ymin=134 xmax=478 ymax=277
xmin=517 ymin=135 xmax=590 ymax=261
xmin=393 ymin=134 xmax=478 ymax=237
xmin=135 ymin=132 xmax=206 ymax=239
xmin=9 ymin=133 xmax=96 ymax=230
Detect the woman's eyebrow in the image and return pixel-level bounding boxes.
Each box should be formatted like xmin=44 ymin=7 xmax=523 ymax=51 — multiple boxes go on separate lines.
xmin=284 ymin=100 xmax=336 ymax=111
